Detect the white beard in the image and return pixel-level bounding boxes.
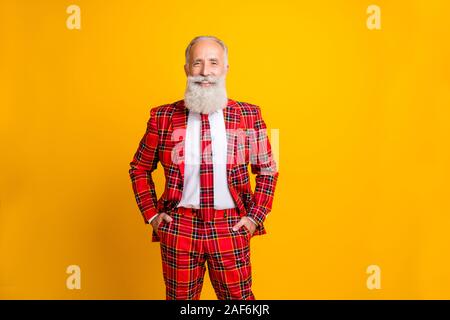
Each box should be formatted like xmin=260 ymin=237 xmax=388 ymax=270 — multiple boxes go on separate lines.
xmin=184 ymin=75 xmax=228 ymax=114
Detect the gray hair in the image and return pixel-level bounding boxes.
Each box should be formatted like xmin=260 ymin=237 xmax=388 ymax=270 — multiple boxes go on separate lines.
xmin=184 ymin=35 xmax=228 ymax=66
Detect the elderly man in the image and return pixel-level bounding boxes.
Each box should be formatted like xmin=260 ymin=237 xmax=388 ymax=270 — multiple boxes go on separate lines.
xmin=129 ymin=35 xmax=278 ymax=300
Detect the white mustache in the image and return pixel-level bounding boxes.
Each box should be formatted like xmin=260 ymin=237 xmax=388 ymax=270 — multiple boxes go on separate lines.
xmin=188 ymin=75 xmax=218 ymax=85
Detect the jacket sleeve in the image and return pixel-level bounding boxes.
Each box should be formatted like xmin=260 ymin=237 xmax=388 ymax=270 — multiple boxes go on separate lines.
xmin=129 ymin=107 xmax=160 ymax=224
xmin=247 ymin=106 xmax=279 ymax=226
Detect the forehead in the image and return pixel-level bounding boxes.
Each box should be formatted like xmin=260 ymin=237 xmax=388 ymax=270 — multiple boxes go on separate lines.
xmin=189 ymin=39 xmax=225 ymax=60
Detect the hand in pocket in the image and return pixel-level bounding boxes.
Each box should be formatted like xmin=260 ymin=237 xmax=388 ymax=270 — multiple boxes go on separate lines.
xmin=151 ymin=212 xmax=173 ymax=236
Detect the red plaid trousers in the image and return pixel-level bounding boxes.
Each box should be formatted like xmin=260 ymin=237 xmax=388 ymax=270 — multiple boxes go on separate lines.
xmin=157 ymin=206 xmax=255 ymax=300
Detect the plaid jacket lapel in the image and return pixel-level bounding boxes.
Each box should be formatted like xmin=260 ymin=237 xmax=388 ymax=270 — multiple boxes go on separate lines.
xmin=223 ymin=99 xmax=242 ymax=176
xmin=172 ymin=101 xmax=189 ymax=181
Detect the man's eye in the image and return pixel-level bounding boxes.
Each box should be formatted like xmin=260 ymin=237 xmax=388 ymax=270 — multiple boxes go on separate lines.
xmin=211 ymin=61 xmax=217 ymax=65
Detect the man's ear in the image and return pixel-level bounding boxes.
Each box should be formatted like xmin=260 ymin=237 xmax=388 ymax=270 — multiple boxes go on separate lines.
xmin=184 ymin=64 xmax=189 ymax=76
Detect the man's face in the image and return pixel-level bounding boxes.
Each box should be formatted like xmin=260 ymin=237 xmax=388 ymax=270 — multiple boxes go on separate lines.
xmin=183 ymin=39 xmax=229 ymax=114
xmin=184 ymin=39 xmax=228 ymax=86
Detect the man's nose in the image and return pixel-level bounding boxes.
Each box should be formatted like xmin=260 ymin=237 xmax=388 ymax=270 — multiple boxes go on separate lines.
xmin=200 ymin=64 xmax=210 ymax=77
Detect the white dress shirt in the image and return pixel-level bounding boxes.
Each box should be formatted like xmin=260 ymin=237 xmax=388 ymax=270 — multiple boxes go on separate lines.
xmin=177 ymin=108 xmax=236 ymax=209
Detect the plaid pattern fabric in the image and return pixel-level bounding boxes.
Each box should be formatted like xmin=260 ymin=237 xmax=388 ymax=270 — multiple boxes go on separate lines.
xmin=158 ymin=207 xmax=254 ymax=300
xmin=199 ymin=113 xmax=215 ymax=220
xmin=129 ymin=98 xmax=279 ymax=242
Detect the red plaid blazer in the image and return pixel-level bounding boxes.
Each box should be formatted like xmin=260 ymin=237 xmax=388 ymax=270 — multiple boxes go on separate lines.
xmin=129 ymin=98 xmax=279 ymax=241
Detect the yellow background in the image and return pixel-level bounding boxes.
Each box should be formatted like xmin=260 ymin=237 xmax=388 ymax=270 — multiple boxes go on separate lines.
xmin=1 ymin=0 xmax=450 ymax=299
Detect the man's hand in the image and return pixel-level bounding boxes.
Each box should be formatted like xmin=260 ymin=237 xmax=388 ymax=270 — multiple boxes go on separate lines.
xmin=232 ymin=216 xmax=257 ymax=236
xmin=151 ymin=212 xmax=173 ymax=236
